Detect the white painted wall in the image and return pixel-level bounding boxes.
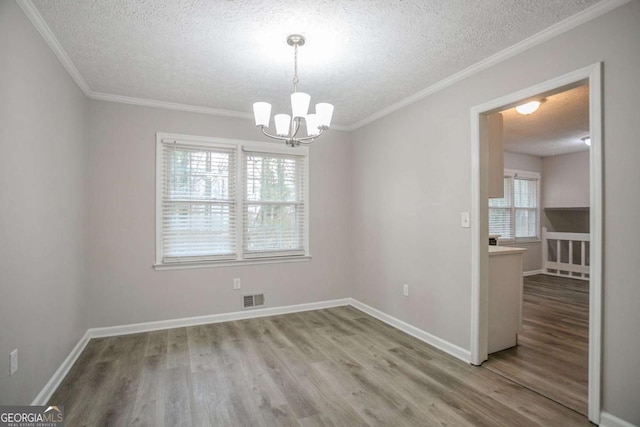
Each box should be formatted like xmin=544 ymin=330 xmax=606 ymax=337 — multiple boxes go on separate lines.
xmin=543 ymin=150 xmax=590 ymax=207
xmin=0 ymin=1 xmax=87 ymax=405
xmin=86 ymin=100 xmax=353 ymax=328
xmin=502 ymin=152 xmax=543 ymax=272
xmin=351 ymin=2 xmax=640 ymax=424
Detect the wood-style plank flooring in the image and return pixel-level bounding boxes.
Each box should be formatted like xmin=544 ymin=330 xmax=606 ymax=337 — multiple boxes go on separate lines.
xmin=483 ymin=274 xmax=589 ymax=416
xmin=50 ymin=306 xmax=591 ymax=426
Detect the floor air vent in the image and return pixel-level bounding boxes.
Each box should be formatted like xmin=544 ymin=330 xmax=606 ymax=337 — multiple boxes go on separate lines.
xmin=243 ymin=293 xmax=265 ymax=309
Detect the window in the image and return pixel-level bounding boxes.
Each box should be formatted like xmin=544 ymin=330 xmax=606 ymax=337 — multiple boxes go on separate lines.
xmin=156 ymin=133 xmax=308 ymax=268
xmin=489 ymin=169 xmax=540 ymax=241
xmin=243 ymin=151 xmax=306 ymax=258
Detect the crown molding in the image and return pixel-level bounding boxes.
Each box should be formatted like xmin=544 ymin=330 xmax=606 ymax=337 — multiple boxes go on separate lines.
xmin=18 ymin=0 xmax=628 ymax=132
xmin=16 ymin=0 xmax=91 ymax=96
xmin=88 ymin=92 xmax=350 ymax=131
xmin=89 ymin=92 xmax=255 ymax=120
xmin=345 ymin=0 xmax=630 ymax=131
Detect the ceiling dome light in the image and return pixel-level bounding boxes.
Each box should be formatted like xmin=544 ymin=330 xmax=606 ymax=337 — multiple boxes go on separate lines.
xmin=582 ymin=136 xmax=591 ymax=146
xmin=515 ymin=101 xmax=542 ymax=115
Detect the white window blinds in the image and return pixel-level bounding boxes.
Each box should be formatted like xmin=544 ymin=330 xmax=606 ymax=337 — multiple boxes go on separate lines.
xmin=514 ymin=177 xmax=538 ymax=239
xmin=160 ymin=141 xmax=236 ymax=263
xmin=243 ymin=150 xmax=305 ymax=258
xmin=156 ymin=134 xmax=310 ymax=267
xmin=489 ymin=170 xmax=540 ymax=241
xmin=489 ymin=177 xmax=514 ymax=240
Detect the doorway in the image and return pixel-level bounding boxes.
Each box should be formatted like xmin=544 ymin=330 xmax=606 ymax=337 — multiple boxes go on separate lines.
xmin=469 ymin=63 xmax=602 ymax=424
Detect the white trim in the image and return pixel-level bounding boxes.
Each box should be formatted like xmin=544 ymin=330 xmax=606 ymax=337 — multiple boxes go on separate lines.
xmin=16 ymin=0 xmax=91 ymax=95
xmin=153 ymin=255 xmax=311 ymax=270
xmin=155 ymin=137 xmax=163 ymax=266
xmin=346 ymin=0 xmax=628 ymax=131
xmin=523 ymin=269 xmax=544 ymax=277
xmin=31 ymin=330 xmax=91 ymax=405
xmin=18 ymin=0 xmax=626 ymax=131
xmin=600 ymin=412 xmax=638 ymax=427
xmin=545 ymin=231 xmax=590 ymax=241
xmin=90 ymin=298 xmax=350 ymax=338
xmin=588 ymin=61 xmax=604 ymax=425
xmin=89 ymin=93 xmax=351 ymax=132
xmin=158 ymin=132 xmax=303 ymax=154
xmin=91 ymin=92 xmax=253 ymax=120
xmin=499 ymin=239 xmax=542 ymax=245
xmin=504 ymin=169 xmax=540 ymax=180
xmin=470 ymin=62 xmax=603 ymax=424
xmin=349 ymin=299 xmax=471 ymax=363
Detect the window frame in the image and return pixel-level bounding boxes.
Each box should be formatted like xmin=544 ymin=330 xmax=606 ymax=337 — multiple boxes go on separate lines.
xmin=154 ymin=132 xmax=310 ymax=270
xmin=489 ymin=169 xmax=541 ymax=244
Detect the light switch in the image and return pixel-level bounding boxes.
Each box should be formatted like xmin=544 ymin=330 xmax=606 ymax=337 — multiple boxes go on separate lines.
xmin=461 ymin=212 xmax=471 ymax=228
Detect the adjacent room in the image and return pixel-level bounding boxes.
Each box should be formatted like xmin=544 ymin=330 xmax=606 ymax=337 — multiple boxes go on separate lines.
xmin=483 ymin=84 xmax=591 ymax=416
xmin=1 ymin=1 xmax=639 ymax=426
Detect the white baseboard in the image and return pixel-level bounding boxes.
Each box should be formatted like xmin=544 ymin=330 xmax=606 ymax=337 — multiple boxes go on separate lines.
xmin=523 ymin=269 xmax=544 ymax=277
xmin=600 ymin=412 xmax=638 ymax=427
xmin=31 ymin=330 xmax=91 ymax=405
xmin=349 ymin=298 xmax=471 ymax=363
xmin=33 ymin=296 xmax=473 ymax=406
xmin=90 ymin=298 xmax=351 ymax=338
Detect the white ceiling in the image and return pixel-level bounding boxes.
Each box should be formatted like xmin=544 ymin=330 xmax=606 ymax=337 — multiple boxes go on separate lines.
xmin=30 ymin=0 xmax=604 ymax=127
xmin=502 ymin=85 xmax=590 ymax=158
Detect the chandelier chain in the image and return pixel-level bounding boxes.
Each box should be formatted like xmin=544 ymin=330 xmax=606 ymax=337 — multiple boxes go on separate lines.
xmin=293 ymin=42 xmax=299 ymax=92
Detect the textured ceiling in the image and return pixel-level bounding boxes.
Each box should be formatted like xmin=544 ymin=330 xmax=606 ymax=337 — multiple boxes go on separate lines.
xmin=502 ymin=85 xmax=590 ymax=158
xmin=31 ymin=0 xmax=602 ymax=127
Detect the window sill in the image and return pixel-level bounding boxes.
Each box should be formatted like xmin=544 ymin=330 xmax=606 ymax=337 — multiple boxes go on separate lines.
xmin=153 ymin=255 xmax=312 ymax=271
xmin=498 ymin=239 xmax=542 ymax=245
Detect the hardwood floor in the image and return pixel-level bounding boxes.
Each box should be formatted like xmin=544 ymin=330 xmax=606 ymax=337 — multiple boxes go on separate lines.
xmin=50 ymin=306 xmax=591 ymax=426
xmin=483 ymin=274 xmax=589 ymax=416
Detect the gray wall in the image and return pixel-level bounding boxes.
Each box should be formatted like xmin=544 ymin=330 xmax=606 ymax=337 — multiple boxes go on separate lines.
xmin=502 ymin=152 xmax=543 ymax=272
xmin=0 ymin=1 xmax=87 ymax=405
xmin=4 ymin=1 xmax=640 ymax=423
xmin=543 ymin=150 xmax=590 ymax=207
xmin=504 ymin=151 xmax=543 ymax=173
xmin=351 ymin=2 xmax=640 ymax=424
xmin=86 ymin=100 xmax=353 ymax=328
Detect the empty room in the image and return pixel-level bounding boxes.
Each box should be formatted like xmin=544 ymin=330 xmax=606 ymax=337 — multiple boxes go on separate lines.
xmin=1 ymin=0 xmax=639 ymax=426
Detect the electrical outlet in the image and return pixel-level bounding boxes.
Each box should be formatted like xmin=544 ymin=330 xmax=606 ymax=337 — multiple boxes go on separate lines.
xmin=10 ymin=349 xmax=18 ymax=375
xmin=403 ymin=284 xmax=409 ymax=297
xmin=233 ymin=278 xmax=241 ymax=290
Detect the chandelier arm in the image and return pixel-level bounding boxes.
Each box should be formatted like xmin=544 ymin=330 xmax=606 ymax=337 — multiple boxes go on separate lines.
xmin=294 ymin=127 xmax=325 ymax=143
xmin=297 ymin=139 xmax=314 ymax=145
xmin=260 ymin=126 xmax=289 ymax=142
xmin=260 ymin=124 xmax=324 ymax=145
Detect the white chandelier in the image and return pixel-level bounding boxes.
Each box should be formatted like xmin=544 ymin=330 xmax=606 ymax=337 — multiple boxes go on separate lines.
xmin=252 ymin=34 xmax=334 ymax=147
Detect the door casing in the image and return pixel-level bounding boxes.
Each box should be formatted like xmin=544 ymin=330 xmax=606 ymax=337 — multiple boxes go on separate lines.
xmin=469 ymin=62 xmax=603 ymax=423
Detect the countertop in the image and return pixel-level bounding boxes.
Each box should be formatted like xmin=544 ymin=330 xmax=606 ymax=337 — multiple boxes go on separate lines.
xmin=489 ymin=246 xmax=527 ymax=256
